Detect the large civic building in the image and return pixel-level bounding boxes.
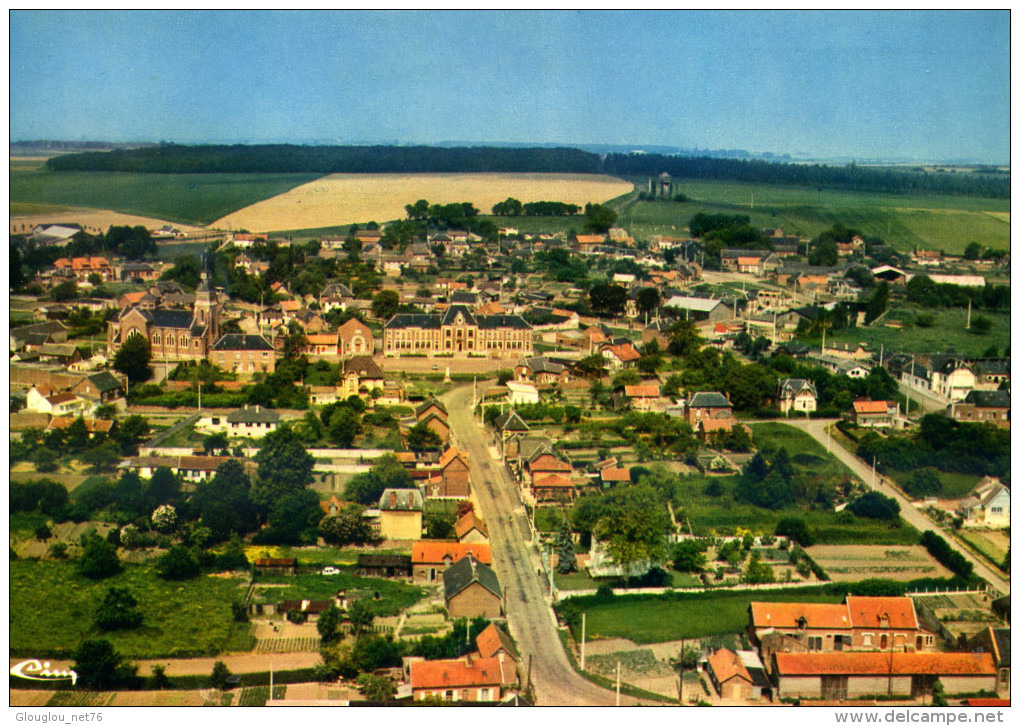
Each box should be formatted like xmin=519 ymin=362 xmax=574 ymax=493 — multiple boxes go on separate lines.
xmin=383 ymin=305 xmax=533 ymax=359
xmin=107 ymin=275 xmax=221 ymax=362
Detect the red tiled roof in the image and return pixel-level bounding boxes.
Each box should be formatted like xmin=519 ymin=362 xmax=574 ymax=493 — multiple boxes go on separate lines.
xmin=708 ymin=648 xmax=752 ymax=685
xmin=774 ymin=652 xmax=996 ymax=677
xmin=853 ymin=399 xmax=892 ymax=414
xmin=604 ymin=343 xmax=641 ymax=362
xmin=845 ymin=596 xmax=918 ymax=630
xmin=750 ymin=602 xmax=851 ymax=630
xmin=455 ymin=512 xmax=488 ymax=540
xmin=411 ymin=541 xmax=491 ymax=565
xmin=624 ymin=384 xmax=660 ymax=398
xmin=410 ymin=656 xmax=505 ymax=690
xmin=529 ymin=454 xmax=571 ymax=472
xmin=601 ymin=468 xmax=631 ymax=482
xmin=533 ymin=473 xmax=574 ymax=489
xmin=439 ymin=447 xmax=468 ymax=469
xmin=46 ymin=393 xmax=78 ymax=405
xmin=475 ymin=623 xmax=518 ymax=661
xmin=47 ymin=416 xmax=113 ymax=433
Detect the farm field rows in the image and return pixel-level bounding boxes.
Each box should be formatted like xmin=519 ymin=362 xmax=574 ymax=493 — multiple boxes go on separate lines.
xmin=615 ymin=180 xmax=1010 ymax=254
xmin=9 ymin=168 xmax=323 ymax=226
xmin=211 ymin=173 xmax=635 ymax=231
xmin=805 ymin=545 xmax=951 ymax=582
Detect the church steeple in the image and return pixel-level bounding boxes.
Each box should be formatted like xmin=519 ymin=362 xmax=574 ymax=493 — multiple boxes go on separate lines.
xmin=193 ymin=252 xmax=219 ymax=343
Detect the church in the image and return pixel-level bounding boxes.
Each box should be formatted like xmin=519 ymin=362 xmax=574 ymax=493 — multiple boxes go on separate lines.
xmin=107 ymin=274 xmax=221 ymax=363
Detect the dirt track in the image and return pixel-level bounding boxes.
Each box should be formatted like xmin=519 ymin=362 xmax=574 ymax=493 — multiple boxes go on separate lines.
xmin=10 ymin=207 xmax=206 ymax=236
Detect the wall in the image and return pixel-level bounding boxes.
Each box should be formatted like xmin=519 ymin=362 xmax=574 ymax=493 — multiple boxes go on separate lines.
xmin=448 ymin=582 xmax=502 ymax=619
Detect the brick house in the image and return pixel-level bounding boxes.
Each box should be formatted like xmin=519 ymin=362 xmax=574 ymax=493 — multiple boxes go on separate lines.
xmin=751 ymin=596 xmax=936 ymax=663
xmin=428 ymin=447 xmax=470 ymax=498
xmin=706 ymin=648 xmax=770 ymax=701
xmin=686 ymin=391 xmax=737 ymax=434
xmin=411 ymin=541 xmax=491 ymax=583
xmin=409 ymin=655 xmax=507 ymax=702
xmin=532 ymin=473 xmax=577 ymax=504
xmin=455 ymin=511 xmax=489 ymax=544
xmin=948 ymin=390 xmax=1010 ymax=428
xmin=443 ymin=554 xmax=503 ymax=619
xmin=208 ymin=334 xmax=277 ymax=377
xmin=71 ymin=371 xmax=125 ymax=405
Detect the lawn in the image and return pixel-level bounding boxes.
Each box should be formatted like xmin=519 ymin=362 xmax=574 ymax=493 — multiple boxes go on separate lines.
xmin=9 ymin=169 xmax=324 ymax=226
xmin=560 ymin=586 xmax=842 ymax=644
xmin=614 ymin=180 xmax=1009 ymax=254
xmin=252 ymin=568 xmax=425 ymax=617
xmin=818 ymin=303 xmax=1011 ymax=359
xmin=885 ymin=468 xmax=981 ymax=500
xmin=672 ymin=473 xmax=919 ymax=545
xmin=956 ymin=531 xmax=1008 ymax=568
xmin=749 ymin=422 xmax=858 ymax=480
xmin=9 ymin=560 xmax=248 ymax=658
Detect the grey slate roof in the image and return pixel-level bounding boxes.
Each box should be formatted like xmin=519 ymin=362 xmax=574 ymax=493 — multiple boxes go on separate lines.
xmin=378 ymin=488 xmax=424 ymax=511
xmin=972 ymin=359 xmax=1010 ymax=376
xmin=385 ymin=313 xmax=441 ymax=329
xmin=226 ymin=405 xmax=280 ymax=424
xmin=494 ymin=410 xmax=530 ymax=432
xmin=415 ymin=398 xmax=448 ymax=418
xmin=688 ymin=391 xmax=732 ymax=408
xmin=443 ymin=554 xmax=502 ymax=601
xmin=10 ymin=321 xmax=67 ymax=341
xmin=143 ymin=308 xmax=195 ymax=329
xmin=441 ymin=305 xmax=478 ymax=326
xmin=779 ymin=378 xmax=817 ymax=398
xmin=212 ymin=334 xmax=275 ymax=351
xmin=87 ymin=371 xmax=123 ymax=393
xmin=961 ymin=390 xmax=1010 ymax=408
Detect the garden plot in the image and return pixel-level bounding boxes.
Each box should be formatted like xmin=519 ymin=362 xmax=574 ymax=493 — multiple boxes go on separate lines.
xmin=399 ymin=611 xmax=451 ymax=637
xmin=806 ymin=545 xmax=951 ymax=582
xmin=585 ymin=647 xmax=678 ymax=699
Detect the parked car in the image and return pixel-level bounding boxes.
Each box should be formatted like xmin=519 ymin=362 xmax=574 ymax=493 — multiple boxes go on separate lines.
xmin=321 ymin=566 xmax=340 ymax=576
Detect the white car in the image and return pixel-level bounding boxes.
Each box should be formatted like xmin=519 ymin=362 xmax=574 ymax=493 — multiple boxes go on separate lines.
xmin=321 ymin=566 xmax=340 ymax=576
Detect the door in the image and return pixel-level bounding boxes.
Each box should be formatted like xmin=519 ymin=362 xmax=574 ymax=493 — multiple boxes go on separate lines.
xmin=821 ymin=676 xmax=848 ymax=700
xmin=911 ymin=675 xmax=935 ymax=698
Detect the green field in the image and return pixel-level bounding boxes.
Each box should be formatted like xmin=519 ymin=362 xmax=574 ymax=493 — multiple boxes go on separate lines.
xmin=563 ymin=587 xmax=842 ymax=644
xmin=9 ymin=169 xmax=324 ymax=226
xmin=9 ymin=560 xmax=248 ymax=658
xmin=818 ymin=304 xmax=1011 ymax=359
xmin=885 ymin=468 xmax=981 ymax=500
xmin=669 ymin=423 xmax=919 ymax=545
xmin=252 ymin=569 xmax=425 ymax=616
xmin=615 ymin=180 xmax=1010 ymax=254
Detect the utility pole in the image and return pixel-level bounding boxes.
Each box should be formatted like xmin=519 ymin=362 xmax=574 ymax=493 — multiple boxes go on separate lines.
xmin=965 ymin=298 xmax=972 ymax=329
xmin=616 ymin=661 xmax=622 ymax=706
xmin=678 ymin=638 xmax=685 ymax=702
xmin=269 ymin=655 xmax=274 ymax=703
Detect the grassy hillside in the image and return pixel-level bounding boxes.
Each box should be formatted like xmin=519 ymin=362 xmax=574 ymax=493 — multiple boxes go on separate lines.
xmin=9 ymin=169 xmax=324 ymax=226
xmin=616 ymin=180 xmax=1010 ymax=254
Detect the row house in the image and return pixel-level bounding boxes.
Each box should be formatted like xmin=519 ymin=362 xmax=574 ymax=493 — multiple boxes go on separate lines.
xmin=123 ymin=455 xmax=250 ymax=483
xmin=208 ymin=334 xmax=277 ymax=377
xmin=751 ymin=596 xmax=936 ymax=663
xmin=53 ymin=257 xmax=116 ymax=283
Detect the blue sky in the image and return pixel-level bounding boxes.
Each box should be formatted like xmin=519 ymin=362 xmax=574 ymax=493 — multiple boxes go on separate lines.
xmin=9 ymin=10 xmax=1010 ymax=162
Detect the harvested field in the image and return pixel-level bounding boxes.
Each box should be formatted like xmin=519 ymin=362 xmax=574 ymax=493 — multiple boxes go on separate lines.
xmin=10 ymin=206 xmax=205 ymax=236
xmin=806 ymin=544 xmax=951 ymax=582
xmin=212 ymin=173 xmax=634 ymax=232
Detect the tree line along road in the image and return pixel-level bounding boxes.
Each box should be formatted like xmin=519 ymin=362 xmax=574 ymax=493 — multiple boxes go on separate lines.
xmin=442 ymin=384 xmax=650 ymax=706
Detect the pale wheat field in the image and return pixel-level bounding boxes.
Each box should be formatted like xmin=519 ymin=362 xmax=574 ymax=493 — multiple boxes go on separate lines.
xmin=211 ymin=173 xmax=634 ymax=232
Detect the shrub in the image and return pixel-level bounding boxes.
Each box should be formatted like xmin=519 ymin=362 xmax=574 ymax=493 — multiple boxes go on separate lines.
xmin=920 ymin=531 xmax=974 ymax=580
xmin=847 ymin=491 xmax=901 ymax=520
xmin=156 ymin=546 xmax=201 ymax=580
xmin=775 ymin=517 xmax=814 ymax=547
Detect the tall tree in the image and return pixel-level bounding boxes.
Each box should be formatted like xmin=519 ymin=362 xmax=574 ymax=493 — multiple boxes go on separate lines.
xmin=72 ymin=639 xmax=139 ymax=691
xmin=113 ymin=333 xmax=152 ymax=383
xmin=253 ymin=427 xmax=315 ymax=511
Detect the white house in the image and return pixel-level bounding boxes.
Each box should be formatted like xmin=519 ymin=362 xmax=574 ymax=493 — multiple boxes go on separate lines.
xmin=505 ymin=381 xmax=540 ymax=406
xmin=929 ymin=358 xmax=976 ymax=403
xmin=958 ymin=478 xmax=1010 ymax=529
xmin=197 ymin=404 xmax=280 ymax=439
xmin=25 ymin=387 xmax=92 ymax=417
xmin=778 ymin=378 xmax=818 ymax=415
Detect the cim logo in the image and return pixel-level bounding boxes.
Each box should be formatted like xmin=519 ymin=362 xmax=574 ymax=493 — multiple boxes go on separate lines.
xmin=10 ymin=659 xmax=78 ymax=686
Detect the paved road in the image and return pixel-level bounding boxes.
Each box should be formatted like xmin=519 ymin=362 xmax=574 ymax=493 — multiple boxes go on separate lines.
xmin=442 ymin=385 xmax=643 ymax=706
xmin=778 ymin=418 xmax=1010 ymax=595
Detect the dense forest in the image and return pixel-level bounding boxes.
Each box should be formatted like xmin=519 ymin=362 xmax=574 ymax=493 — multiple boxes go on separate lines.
xmin=44 ymin=144 xmax=1009 ymax=199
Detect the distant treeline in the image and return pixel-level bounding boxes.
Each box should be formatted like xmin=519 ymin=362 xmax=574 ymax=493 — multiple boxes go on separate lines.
xmin=45 ymin=144 xmax=600 ymax=175
xmin=601 ymin=155 xmax=1010 ymax=199
xmin=45 ymin=144 xmax=1009 ymax=199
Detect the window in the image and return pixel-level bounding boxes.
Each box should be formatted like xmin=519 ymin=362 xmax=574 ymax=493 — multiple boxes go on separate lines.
xmin=808 ymin=636 xmax=823 ymax=651
xmin=152 ymin=333 xmax=161 ymax=345
xmin=879 ymin=634 xmax=888 ymax=650
xmin=167 ymin=334 xmax=175 ymax=346
xmin=445 ymin=690 xmax=454 ymax=701
xmin=863 ymin=634 xmax=873 ymax=647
